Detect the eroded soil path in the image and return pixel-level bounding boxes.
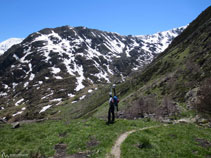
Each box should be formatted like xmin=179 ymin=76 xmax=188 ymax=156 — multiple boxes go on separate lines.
xmin=107 ymin=125 xmax=163 ymax=158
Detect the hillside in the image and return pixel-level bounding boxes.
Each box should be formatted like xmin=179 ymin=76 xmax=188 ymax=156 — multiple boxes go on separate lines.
xmin=34 ymin=5 xmax=211 ymax=127
xmin=68 ymin=6 xmax=211 ymax=121
xmin=0 ymin=25 xmax=185 ymax=122
xmin=110 ymin=6 xmax=211 ymax=120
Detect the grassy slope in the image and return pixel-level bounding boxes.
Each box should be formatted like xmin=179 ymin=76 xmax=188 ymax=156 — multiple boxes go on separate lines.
xmin=119 ymin=7 xmax=211 ymax=157
xmin=97 ymin=6 xmax=211 ymax=118
xmin=0 ymin=118 xmax=158 ymax=157
xmin=1 ymin=119 xmax=211 ymax=158
xmin=122 ymin=123 xmax=211 ymax=158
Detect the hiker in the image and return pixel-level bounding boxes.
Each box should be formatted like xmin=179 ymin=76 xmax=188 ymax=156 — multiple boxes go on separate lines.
xmin=107 ymin=93 xmax=115 ymax=125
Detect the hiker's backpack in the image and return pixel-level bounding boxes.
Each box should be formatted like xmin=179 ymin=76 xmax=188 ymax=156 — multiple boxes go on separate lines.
xmin=113 ymin=96 xmax=119 ymax=104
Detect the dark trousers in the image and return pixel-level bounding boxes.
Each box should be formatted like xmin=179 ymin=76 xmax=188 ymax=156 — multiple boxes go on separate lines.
xmin=114 ymin=103 xmax=118 ymax=111
xmin=108 ymin=105 xmax=115 ymax=123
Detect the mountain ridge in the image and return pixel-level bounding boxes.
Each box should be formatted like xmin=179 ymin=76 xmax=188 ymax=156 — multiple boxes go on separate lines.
xmin=0 ymin=25 xmax=185 ymax=121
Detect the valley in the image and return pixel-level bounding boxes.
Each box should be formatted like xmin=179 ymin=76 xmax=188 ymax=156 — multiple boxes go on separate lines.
xmin=0 ymin=5 xmax=211 ymax=158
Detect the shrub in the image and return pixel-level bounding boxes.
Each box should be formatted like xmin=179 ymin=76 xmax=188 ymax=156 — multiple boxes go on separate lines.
xmin=194 ymin=78 xmax=211 ymax=113
xmin=155 ymin=96 xmax=179 ymax=118
xmin=125 ymin=95 xmax=158 ymax=119
xmin=138 ymin=137 xmax=152 ymax=149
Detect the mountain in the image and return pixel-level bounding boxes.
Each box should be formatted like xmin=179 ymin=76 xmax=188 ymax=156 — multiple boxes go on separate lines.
xmin=0 ymin=38 xmax=23 ymax=56
xmin=0 ymin=25 xmax=185 ymax=121
xmin=113 ymin=6 xmax=211 ymax=119
xmin=136 ymin=26 xmax=187 ymax=53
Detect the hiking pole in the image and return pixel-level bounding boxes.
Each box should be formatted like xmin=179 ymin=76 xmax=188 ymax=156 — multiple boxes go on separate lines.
xmin=112 ymin=84 xmax=116 ymax=96
xmin=110 ymin=84 xmax=113 ymax=96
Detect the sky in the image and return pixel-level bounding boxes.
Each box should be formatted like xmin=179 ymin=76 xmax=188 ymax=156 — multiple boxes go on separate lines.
xmin=0 ymin=0 xmax=210 ymax=42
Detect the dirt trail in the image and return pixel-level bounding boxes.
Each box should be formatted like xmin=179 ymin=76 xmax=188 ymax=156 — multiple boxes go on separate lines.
xmin=107 ymin=118 xmax=194 ymax=158
xmin=106 ymin=125 xmax=163 ymax=158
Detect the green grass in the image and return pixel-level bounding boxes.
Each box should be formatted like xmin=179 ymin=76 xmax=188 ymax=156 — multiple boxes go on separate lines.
xmin=0 ymin=118 xmax=157 ymax=158
xmin=176 ymin=102 xmax=198 ymax=119
xmin=1 ymin=117 xmax=211 ymax=158
xmin=121 ymin=123 xmax=211 ymax=158
xmin=51 ymin=84 xmax=111 ymax=120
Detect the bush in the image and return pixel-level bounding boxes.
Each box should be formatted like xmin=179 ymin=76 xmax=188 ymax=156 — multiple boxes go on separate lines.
xmin=155 ymin=96 xmax=179 ymax=118
xmin=125 ymin=95 xmax=158 ymax=119
xmin=194 ymin=78 xmax=211 ymax=113
xmin=138 ymin=137 xmax=152 ymax=149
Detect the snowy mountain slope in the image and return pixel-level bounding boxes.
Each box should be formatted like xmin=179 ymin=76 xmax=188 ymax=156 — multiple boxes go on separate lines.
xmin=0 ymin=38 xmax=23 ymax=56
xmin=0 ymin=25 xmax=186 ymax=121
xmin=136 ymin=26 xmax=187 ymax=53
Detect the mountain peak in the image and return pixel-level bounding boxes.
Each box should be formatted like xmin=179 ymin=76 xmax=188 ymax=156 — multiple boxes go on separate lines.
xmin=0 ymin=38 xmax=23 ymax=56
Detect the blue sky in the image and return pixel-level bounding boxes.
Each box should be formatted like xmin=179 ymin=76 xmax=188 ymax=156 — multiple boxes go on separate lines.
xmin=0 ymin=0 xmax=210 ymax=42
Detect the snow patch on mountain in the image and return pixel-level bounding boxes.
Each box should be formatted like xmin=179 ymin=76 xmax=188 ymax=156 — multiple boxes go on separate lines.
xmin=15 ymin=98 xmax=24 ymax=106
xmin=12 ymin=111 xmax=23 ymax=117
xmin=39 ymin=105 xmax=52 ymax=113
xmin=136 ymin=25 xmax=188 ymax=53
xmin=0 ymin=38 xmax=23 ymax=55
xmin=75 ymin=65 xmax=85 ymax=91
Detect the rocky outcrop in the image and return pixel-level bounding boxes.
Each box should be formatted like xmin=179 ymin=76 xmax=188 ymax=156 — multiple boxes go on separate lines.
xmin=185 ymin=87 xmax=200 ymax=109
